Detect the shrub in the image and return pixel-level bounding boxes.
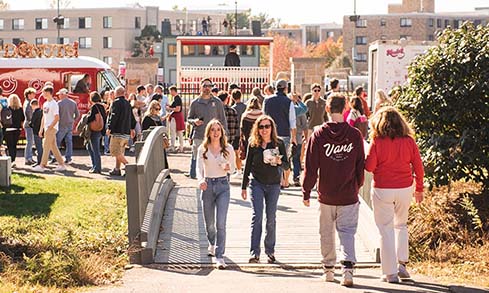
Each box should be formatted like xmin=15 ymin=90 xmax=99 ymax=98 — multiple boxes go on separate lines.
xmin=397 ymin=22 xmax=489 ymax=191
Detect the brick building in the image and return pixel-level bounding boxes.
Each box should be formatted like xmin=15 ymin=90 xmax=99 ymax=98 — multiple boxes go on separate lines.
xmin=343 ymin=0 xmax=489 ymax=73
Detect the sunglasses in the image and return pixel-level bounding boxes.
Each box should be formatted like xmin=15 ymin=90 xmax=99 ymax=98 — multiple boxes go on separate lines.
xmin=202 ymin=84 xmax=213 ymax=88
xmin=313 ymin=89 xmax=321 ymax=92
xmin=258 ymin=124 xmax=272 ymax=130
xmin=155 ymin=107 xmax=161 ymax=110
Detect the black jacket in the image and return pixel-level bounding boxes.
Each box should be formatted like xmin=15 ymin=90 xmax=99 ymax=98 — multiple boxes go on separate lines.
xmin=107 ymin=96 xmax=136 ymax=135
xmin=8 ymin=108 xmax=25 ymax=129
xmin=30 ymin=108 xmax=43 ymax=135
xmin=224 ymin=52 xmax=241 ymax=66
xmin=87 ymin=103 xmax=107 ymax=133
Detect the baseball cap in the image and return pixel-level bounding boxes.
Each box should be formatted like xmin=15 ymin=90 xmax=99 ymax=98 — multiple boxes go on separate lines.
xmin=229 ymin=83 xmax=239 ymax=90
xmin=56 ymin=88 xmax=69 ymax=95
xmin=275 ymin=79 xmax=287 ymax=89
xmin=211 ymin=87 xmax=220 ymax=93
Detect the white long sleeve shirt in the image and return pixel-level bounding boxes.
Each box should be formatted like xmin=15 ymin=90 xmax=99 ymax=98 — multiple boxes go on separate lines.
xmin=197 ymin=144 xmax=236 ymax=184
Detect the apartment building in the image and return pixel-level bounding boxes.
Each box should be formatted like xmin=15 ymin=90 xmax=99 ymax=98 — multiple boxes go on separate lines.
xmin=343 ymin=0 xmax=489 ymax=73
xmin=0 ymin=6 xmax=226 ymax=70
xmin=263 ymin=23 xmax=342 ymax=46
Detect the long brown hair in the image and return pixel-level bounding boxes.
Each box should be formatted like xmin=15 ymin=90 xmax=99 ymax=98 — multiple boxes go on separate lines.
xmin=202 ymin=119 xmax=229 ymax=159
xmin=249 ymin=115 xmax=278 ymax=148
xmin=369 ymin=106 xmax=414 ymax=140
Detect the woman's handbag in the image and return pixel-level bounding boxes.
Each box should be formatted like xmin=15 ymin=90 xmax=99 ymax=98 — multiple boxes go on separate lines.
xmin=88 ymin=105 xmax=104 ymax=132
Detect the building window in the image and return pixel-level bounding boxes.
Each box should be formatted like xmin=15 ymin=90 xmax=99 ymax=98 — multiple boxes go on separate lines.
xmin=103 ymin=16 xmax=112 ymax=28
xmin=103 ymin=56 xmax=112 ymax=65
xmin=428 ymin=34 xmax=434 ymax=41
xmin=79 ymin=37 xmax=92 ymax=48
xmin=0 ymin=39 xmax=4 ymax=46
xmin=240 ymin=45 xmax=254 ymax=56
xmin=198 ymin=45 xmax=212 ymax=56
xmin=355 ymin=36 xmax=367 ymax=45
xmin=12 ymin=38 xmax=23 ymax=45
xmin=288 ymin=32 xmax=294 ymax=38
xmin=103 ymin=36 xmax=112 ymax=48
xmin=356 ymin=53 xmax=367 ymax=62
xmin=454 ymin=20 xmax=463 ymax=29
xmin=445 ymin=19 xmax=450 ymax=28
xmin=35 ymin=18 xmax=48 ymax=30
xmin=63 ymin=18 xmax=70 ymax=29
xmin=79 ymin=17 xmax=92 ymax=29
xmin=400 ymin=35 xmax=412 ymax=40
xmin=168 ymin=44 xmax=177 ymax=56
xmin=35 ymin=37 xmax=49 ymax=45
xmin=428 ymin=18 xmax=434 ymax=27
xmin=135 ymin=17 xmax=141 ymax=29
xmin=437 ymin=19 xmax=442 ymax=28
xmin=380 ymin=19 xmax=386 ymax=26
xmin=305 ymin=25 xmax=320 ymax=44
xmin=60 ymin=37 xmax=70 ymax=44
xmin=182 ymin=45 xmax=195 ymax=56
xmin=400 ymin=18 xmax=412 ymax=27
xmin=327 ymin=31 xmax=334 ymax=38
xmin=0 ymin=19 xmax=5 ymax=30
xmin=474 ymin=19 xmax=482 ymax=26
xmin=176 ymin=19 xmax=185 ymax=33
xmin=356 ymin=19 xmax=367 ymax=28
xmin=12 ymin=19 xmax=24 ymax=30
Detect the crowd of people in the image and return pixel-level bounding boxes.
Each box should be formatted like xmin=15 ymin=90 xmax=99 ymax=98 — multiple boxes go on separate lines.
xmin=0 ymin=75 xmax=424 ymax=287
xmin=186 ymin=77 xmax=424 ymax=288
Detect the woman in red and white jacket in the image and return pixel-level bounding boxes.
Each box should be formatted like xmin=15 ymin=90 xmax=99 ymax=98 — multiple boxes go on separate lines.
xmin=365 ymin=106 xmax=424 ymax=284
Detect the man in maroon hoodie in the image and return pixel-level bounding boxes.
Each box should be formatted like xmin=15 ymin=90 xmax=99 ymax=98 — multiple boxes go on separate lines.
xmin=302 ymin=93 xmax=365 ymax=287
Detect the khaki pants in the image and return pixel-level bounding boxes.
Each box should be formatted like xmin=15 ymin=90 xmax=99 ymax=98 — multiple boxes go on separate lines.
xmin=41 ymin=127 xmax=64 ymax=166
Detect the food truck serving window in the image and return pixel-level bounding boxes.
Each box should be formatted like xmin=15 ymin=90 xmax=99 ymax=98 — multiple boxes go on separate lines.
xmin=98 ymin=70 xmax=120 ymax=92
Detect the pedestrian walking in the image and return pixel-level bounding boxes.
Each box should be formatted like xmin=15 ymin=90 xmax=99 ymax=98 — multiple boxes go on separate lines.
xmin=56 ymin=88 xmax=80 ymax=164
xmin=23 ymin=87 xmax=36 ymax=165
xmin=365 ymin=106 xmax=424 ymax=283
xmin=239 ymin=97 xmax=262 ymax=160
xmin=30 ymin=99 xmax=43 ymax=165
xmin=168 ymin=86 xmax=185 ymax=153
xmin=197 ymin=119 xmax=235 ymax=269
xmin=302 ymin=93 xmax=365 ymax=287
xmin=305 ymin=83 xmax=327 ymax=136
xmin=290 ymin=93 xmax=308 ymax=186
xmin=86 ymin=92 xmax=107 ymax=174
xmin=241 ymin=115 xmax=289 ymax=264
xmin=4 ymin=94 xmax=25 ymax=167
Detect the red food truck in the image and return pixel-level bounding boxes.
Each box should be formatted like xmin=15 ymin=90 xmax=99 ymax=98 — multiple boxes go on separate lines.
xmin=0 ymin=41 xmax=121 ymax=135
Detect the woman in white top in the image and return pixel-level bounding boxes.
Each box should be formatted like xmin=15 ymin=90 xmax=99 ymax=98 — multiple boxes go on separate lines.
xmin=196 ymin=119 xmax=236 ymax=269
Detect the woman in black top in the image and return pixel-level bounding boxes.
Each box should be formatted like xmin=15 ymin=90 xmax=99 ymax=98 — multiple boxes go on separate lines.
xmin=142 ymin=100 xmax=163 ymax=130
xmin=241 ymin=115 xmax=289 ymax=264
xmin=86 ymin=92 xmax=107 ymax=174
xmin=4 ymin=94 xmax=25 ymax=166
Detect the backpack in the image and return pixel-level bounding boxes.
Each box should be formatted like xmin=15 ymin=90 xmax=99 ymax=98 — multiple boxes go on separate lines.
xmin=1 ymin=107 xmax=13 ymax=128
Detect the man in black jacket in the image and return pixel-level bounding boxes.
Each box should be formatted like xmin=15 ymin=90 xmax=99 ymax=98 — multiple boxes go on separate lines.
xmin=224 ymin=45 xmax=240 ymax=67
xmin=106 ymin=86 xmax=136 ymax=176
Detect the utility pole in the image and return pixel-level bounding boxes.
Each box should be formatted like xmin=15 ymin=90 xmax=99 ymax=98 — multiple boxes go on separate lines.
xmin=349 ymin=0 xmax=359 ymax=75
xmin=234 ymin=1 xmax=237 ymax=36
xmin=57 ymin=0 xmax=60 ymax=44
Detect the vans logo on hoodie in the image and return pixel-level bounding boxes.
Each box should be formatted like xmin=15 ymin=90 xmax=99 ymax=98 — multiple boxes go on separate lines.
xmin=323 ymin=142 xmax=353 ymax=161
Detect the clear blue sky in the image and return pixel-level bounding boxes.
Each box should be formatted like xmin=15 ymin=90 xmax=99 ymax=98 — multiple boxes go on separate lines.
xmin=9 ymin=0 xmax=489 ymax=24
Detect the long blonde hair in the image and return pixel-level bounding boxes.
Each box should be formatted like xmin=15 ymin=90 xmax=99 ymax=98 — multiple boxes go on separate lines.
xmin=202 ymin=119 xmax=229 ymax=160
xmin=249 ymin=115 xmax=278 ymax=148
xmin=369 ymin=106 xmax=414 ymax=140
xmin=374 ymin=89 xmax=393 ymax=112
xmin=8 ymin=94 xmax=22 ymax=110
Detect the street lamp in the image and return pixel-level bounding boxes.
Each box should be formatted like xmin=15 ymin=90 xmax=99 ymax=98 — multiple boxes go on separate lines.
xmin=235 ymin=1 xmax=237 ymax=36
xmin=349 ymin=0 xmax=359 ymax=74
xmin=52 ymin=0 xmax=64 ymax=44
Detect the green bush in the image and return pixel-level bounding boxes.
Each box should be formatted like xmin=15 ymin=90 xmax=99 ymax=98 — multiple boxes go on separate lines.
xmin=397 ymin=22 xmax=489 ymax=190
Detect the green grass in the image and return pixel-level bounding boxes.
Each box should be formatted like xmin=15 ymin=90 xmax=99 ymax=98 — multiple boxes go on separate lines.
xmin=0 ymin=173 xmax=127 ymax=291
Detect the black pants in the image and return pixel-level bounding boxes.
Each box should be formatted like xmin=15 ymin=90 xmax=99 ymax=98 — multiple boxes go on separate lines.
xmin=5 ymin=129 xmax=20 ymax=162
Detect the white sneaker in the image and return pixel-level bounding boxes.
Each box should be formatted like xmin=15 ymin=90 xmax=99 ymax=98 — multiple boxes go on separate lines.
xmin=231 ymin=172 xmax=242 ymax=179
xmin=398 ymin=263 xmax=411 ymax=279
xmin=381 ymin=274 xmax=400 ymax=283
xmin=341 ymin=268 xmax=354 ymax=287
xmin=207 ymin=245 xmax=215 ymax=257
xmin=215 ymin=258 xmax=226 ymax=269
xmin=32 ymin=165 xmax=45 ymax=172
xmin=54 ymin=165 xmax=67 ymax=172
xmin=322 ymin=268 xmax=335 ymax=282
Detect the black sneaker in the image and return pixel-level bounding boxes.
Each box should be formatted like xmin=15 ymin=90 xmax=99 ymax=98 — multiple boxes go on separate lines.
xmin=25 ymin=160 xmax=36 ymax=166
xmin=267 ymin=254 xmax=276 ymax=264
xmin=293 ymin=177 xmax=301 ymax=187
xmin=109 ymin=169 xmax=121 ymax=176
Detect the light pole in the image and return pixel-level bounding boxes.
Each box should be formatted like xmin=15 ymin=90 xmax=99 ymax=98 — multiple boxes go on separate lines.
xmin=234 ymin=1 xmax=237 ymax=36
xmin=349 ymin=0 xmax=359 ymax=75
xmin=57 ymin=0 xmax=60 ymax=43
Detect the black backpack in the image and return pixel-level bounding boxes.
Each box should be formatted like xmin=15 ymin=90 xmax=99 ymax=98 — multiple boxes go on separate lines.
xmin=1 ymin=107 xmax=12 ymax=128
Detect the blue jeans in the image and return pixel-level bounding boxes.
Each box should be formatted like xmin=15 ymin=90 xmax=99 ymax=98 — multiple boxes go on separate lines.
xmin=86 ymin=131 xmax=102 ymax=172
xmin=24 ymin=127 xmax=34 ymax=161
xmin=56 ymin=126 xmax=73 ymax=161
xmin=189 ymin=138 xmax=203 ymax=178
xmin=34 ymin=135 xmax=43 ymax=164
xmin=292 ymin=143 xmax=302 ymax=179
xmin=103 ymin=134 xmax=110 ymax=154
xmin=201 ymin=176 xmax=230 ymax=259
xmin=249 ymin=179 xmax=281 ymax=257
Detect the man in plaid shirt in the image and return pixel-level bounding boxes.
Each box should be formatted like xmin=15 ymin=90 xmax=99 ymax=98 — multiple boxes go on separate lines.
xmin=218 ymin=91 xmax=239 ymax=146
